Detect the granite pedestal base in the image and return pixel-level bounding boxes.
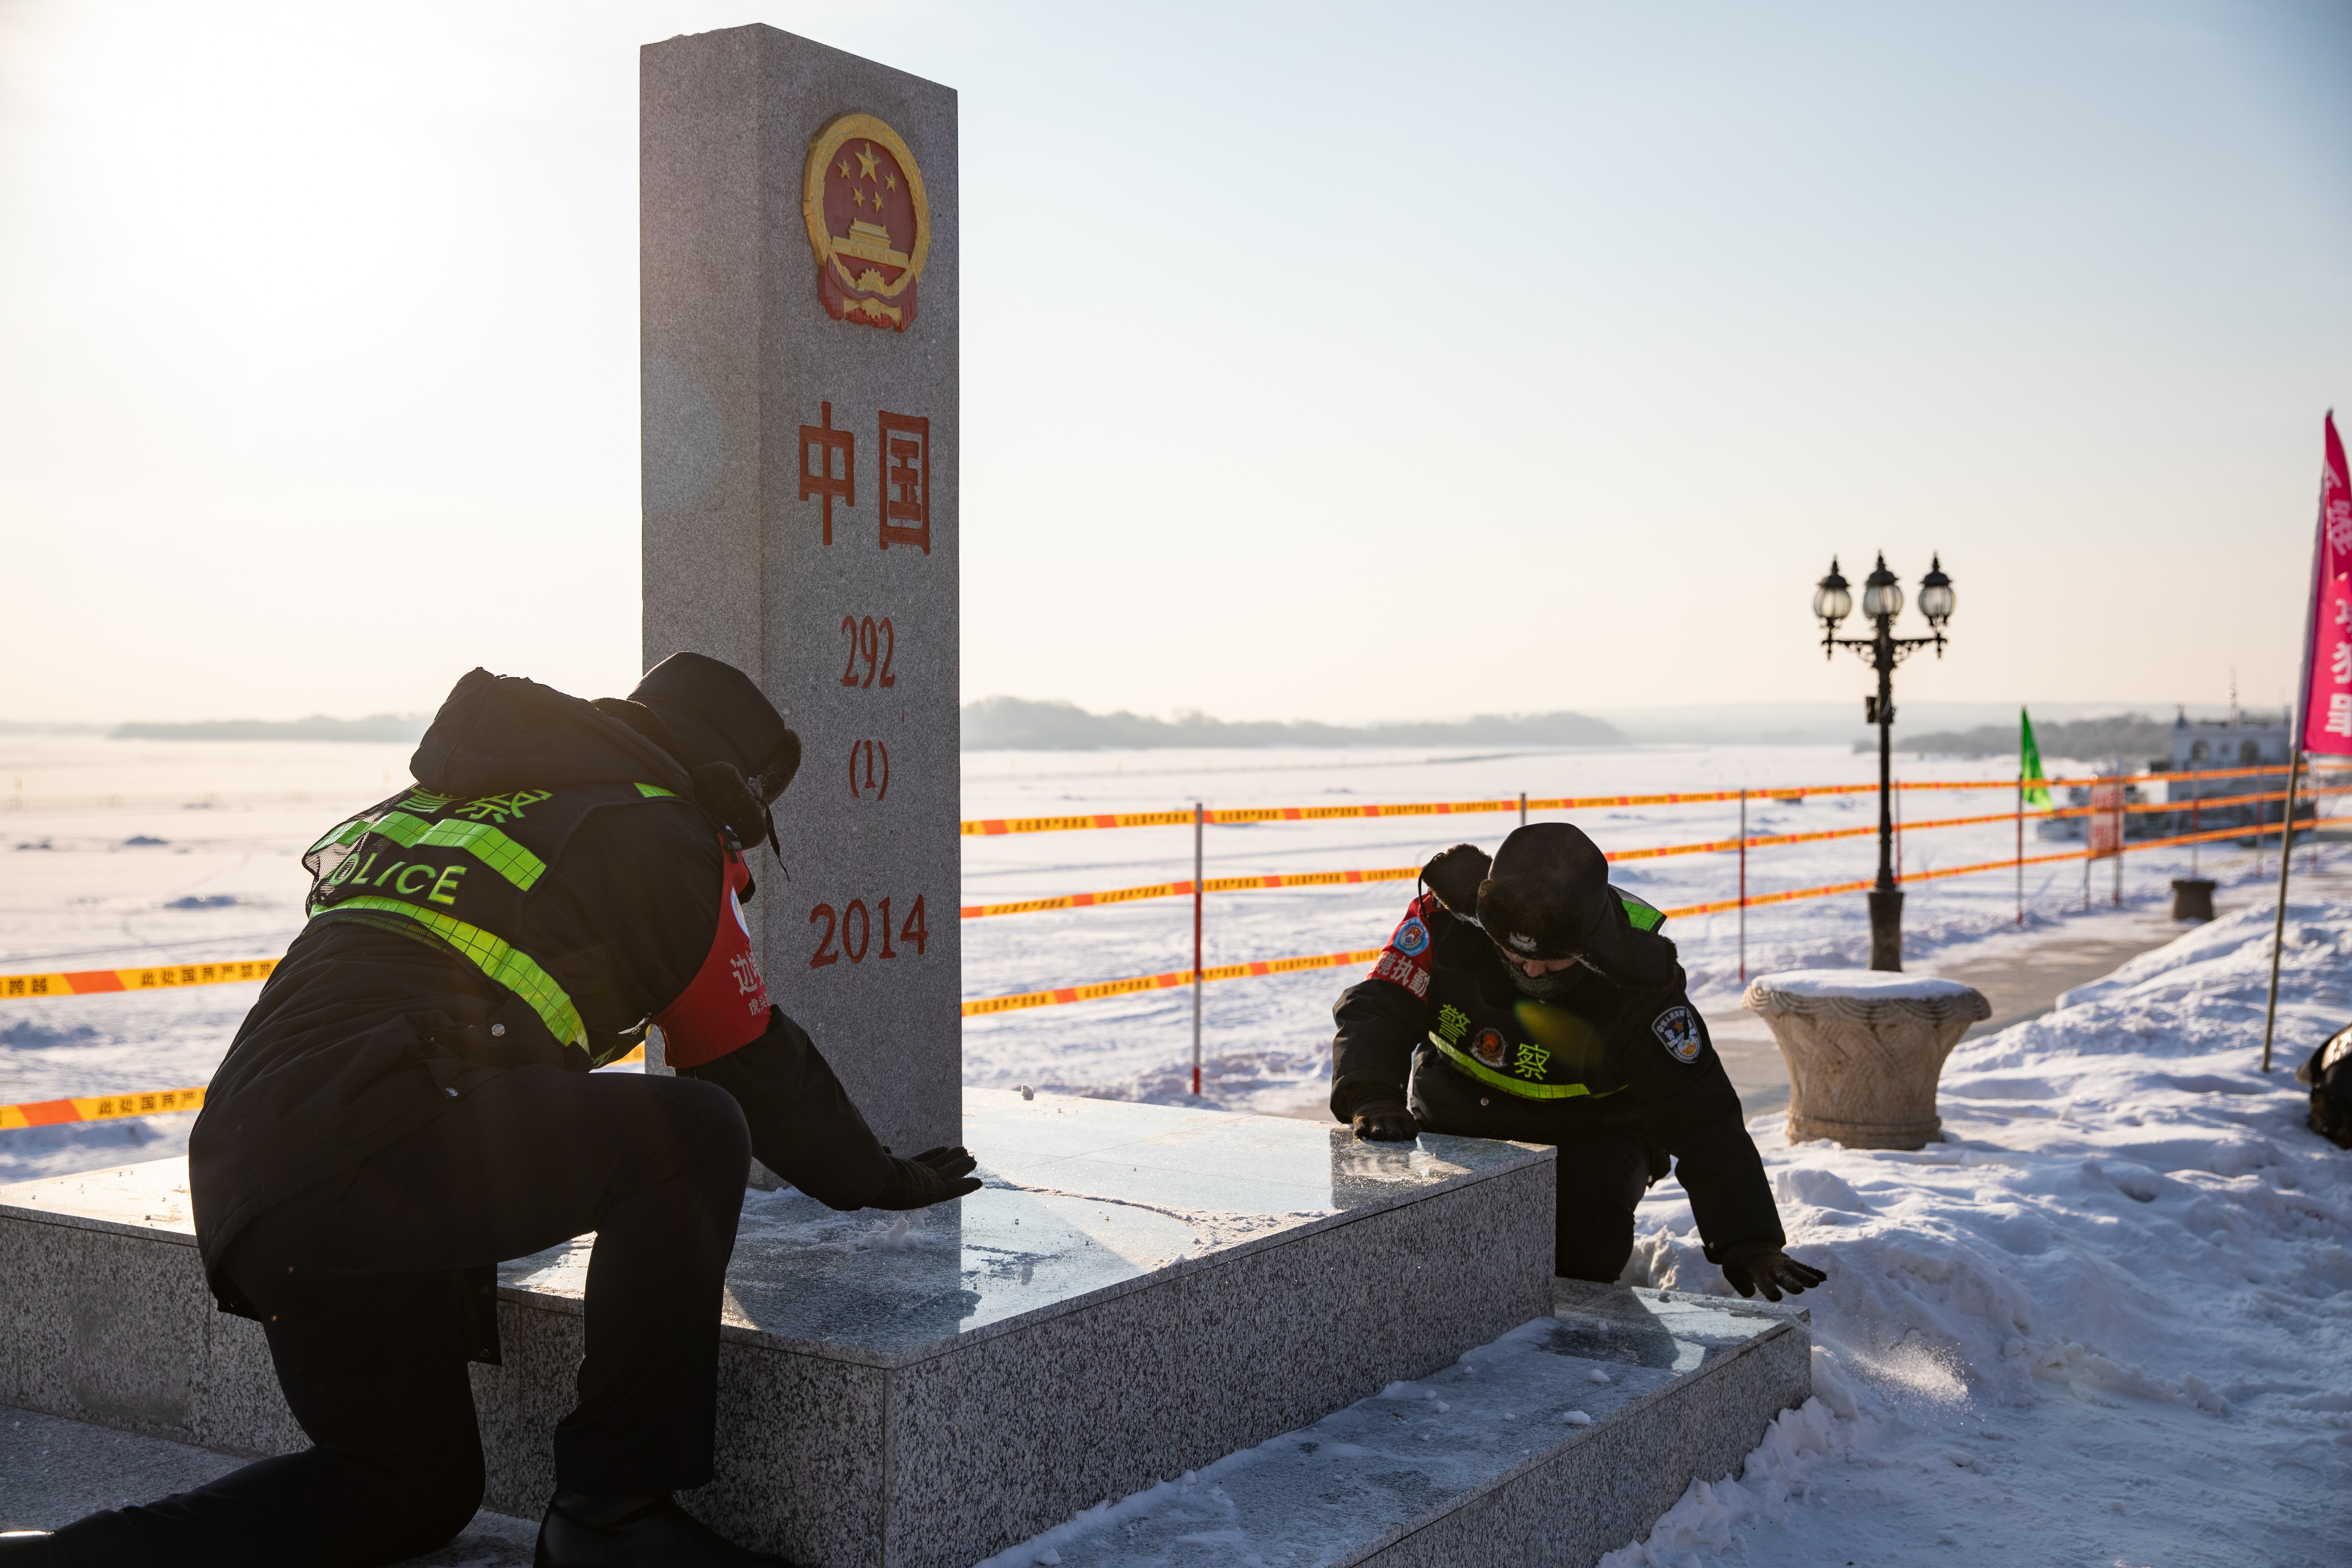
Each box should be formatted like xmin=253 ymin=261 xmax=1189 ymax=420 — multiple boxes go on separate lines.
xmin=0 ymin=1090 xmax=1552 ymax=1568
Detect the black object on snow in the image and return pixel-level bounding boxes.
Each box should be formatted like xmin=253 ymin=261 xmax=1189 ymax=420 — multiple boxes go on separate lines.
xmin=2296 ymin=1023 xmax=2352 ymax=1151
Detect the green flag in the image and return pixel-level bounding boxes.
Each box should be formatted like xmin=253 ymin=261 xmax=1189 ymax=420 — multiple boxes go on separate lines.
xmin=2020 ymin=707 xmax=2051 ymax=807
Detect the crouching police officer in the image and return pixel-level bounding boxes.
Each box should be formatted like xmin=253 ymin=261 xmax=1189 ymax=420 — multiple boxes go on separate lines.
xmin=1332 ymin=823 xmax=1824 ymax=1300
xmin=6 ymin=655 xmax=979 ymax=1568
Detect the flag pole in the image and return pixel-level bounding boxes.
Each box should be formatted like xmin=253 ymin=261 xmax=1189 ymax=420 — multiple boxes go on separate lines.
xmin=2019 ymin=708 xmax=2047 ymax=924
xmin=2261 ymin=749 xmax=2303 ymax=1073
xmin=2263 ymin=411 xmax=2341 ymax=1072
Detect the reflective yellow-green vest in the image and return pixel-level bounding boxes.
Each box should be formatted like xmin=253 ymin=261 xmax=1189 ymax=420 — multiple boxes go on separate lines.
xmin=302 ymin=780 xmax=691 ymax=1065
xmin=1424 ymin=888 xmax=1665 ymax=1101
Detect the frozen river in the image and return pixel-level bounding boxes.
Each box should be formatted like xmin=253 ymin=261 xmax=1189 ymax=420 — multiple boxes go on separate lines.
xmin=0 ymin=734 xmax=2331 ymax=1179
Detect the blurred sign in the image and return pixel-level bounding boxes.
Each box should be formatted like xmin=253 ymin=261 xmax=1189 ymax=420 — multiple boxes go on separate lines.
xmin=2088 ymin=780 xmax=2124 ymax=856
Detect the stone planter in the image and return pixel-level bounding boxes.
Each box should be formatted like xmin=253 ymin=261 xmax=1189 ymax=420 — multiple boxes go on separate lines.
xmin=1741 ymin=971 xmax=1991 ymax=1150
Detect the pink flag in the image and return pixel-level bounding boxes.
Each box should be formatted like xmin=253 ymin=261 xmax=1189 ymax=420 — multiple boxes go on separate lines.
xmin=2302 ymin=412 xmax=2352 ymax=757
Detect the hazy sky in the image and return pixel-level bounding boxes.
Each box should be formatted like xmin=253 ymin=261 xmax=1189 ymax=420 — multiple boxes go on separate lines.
xmin=2 ymin=0 xmax=2346 ymax=725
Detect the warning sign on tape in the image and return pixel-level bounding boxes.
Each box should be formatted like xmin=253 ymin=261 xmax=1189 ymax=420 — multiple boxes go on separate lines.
xmin=0 ymin=958 xmax=279 ymax=1001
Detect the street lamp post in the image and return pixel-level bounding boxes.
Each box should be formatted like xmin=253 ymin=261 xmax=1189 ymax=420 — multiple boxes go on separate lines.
xmin=1815 ymin=552 xmax=1956 ymax=971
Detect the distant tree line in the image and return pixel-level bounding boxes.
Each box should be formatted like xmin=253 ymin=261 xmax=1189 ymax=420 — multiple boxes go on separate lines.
xmin=111 ymin=714 xmax=428 ymax=742
xmin=961 ymin=696 xmax=1624 ymax=751
xmin=1884 ymin=712 xmax=2178 ymax=764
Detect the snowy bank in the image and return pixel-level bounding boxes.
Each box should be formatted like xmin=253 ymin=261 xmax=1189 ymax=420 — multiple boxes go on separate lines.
xmin=1607 ymin=898 xmax=2352 ymax=1566
xmin=974 ymin=901 xmax=2352 ymax=1567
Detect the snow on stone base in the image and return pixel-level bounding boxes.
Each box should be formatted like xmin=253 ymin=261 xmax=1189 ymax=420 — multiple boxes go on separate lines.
xmin=1746 ymin=969 xmax=1983 ymax=1000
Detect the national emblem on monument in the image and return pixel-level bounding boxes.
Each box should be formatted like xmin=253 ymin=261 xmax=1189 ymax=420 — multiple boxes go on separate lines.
xmin=801 ymin=112 xmax=929 ymax=330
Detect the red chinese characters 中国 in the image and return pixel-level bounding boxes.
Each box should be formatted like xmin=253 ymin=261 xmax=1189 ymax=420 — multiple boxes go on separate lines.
xmin=878 ymin=412 xmax=930 ymax=552
xmin=800 ymin=401 xmax=854 ymax=545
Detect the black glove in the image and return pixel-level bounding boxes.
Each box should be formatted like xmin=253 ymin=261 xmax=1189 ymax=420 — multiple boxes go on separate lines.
xmin=872 ymin=1146 xmax=982 ymax=1210
xmin=1719 ymin=1241 xmax=1827 ymax=1302
xmin=1350 ymin=1093 xmax=1420 ymax=1143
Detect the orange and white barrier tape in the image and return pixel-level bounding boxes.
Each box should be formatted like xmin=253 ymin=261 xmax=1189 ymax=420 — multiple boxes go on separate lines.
xmin=0 ymin=1085 xmax=209 ymax=1130
xmin=961 ymin=811 xmax=2331 ymax=1014
xmin=0 ymin=958 xmax=279 ymax=1001
xmin=960 ymin=786 xmax=2345 ymax=921
xmin=962 ymin=947 xmax=1387 ymax=1017
xmin=962 ymin=867 xmax=1423 ymax=919
xmin=958 ymin=764 xmax=2347 ymax=837
xmin=0 ymin=1043 xmax=649 ymax=1131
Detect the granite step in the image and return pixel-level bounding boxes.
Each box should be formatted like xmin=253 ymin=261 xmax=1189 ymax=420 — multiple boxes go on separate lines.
xmin=974 ymin=1282 xmax=1813 ymax=1568
xmin=3 ymin=1284 xmax=1809 ymax=1568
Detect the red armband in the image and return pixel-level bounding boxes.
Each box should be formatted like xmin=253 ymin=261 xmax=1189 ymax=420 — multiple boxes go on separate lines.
xmin=1365 ymin=894 xmax=1437 ymax=1000
xmin=653 ymin=837 xmax=773 ymax=1070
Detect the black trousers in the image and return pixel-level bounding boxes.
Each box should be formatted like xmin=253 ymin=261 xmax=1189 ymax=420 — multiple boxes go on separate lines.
xmin=1548 ymin=1130 xmax=1654 ymax=1283
xmin=50 ymin=1066 xmax=752 ymax=1568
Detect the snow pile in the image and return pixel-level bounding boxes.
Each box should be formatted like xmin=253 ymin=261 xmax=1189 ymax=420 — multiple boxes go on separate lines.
xmin=1604 ymin=897 xmax=2352 ymax=1566
xmin=1598 ymin=1349 xmax=1878 ymax=1563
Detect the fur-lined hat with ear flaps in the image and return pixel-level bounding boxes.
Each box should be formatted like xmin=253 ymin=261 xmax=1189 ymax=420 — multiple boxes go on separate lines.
xmin=601 ymin=652 xmax=801 ymax=849
xmin=1474 ymin=822 xmax=1685 ymax=989
xmin=1475 ymin=823 xmax=1614 ymax=961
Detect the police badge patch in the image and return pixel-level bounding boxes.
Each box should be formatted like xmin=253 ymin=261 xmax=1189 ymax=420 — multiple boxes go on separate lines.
xmin=1394 ymin=917 xmax=1430 ymax=957
xmin=1651 ymin=1005 xmax=1702 ymax=1064
xmin=1470 ymin=1028 xmax=1508 ymax=1069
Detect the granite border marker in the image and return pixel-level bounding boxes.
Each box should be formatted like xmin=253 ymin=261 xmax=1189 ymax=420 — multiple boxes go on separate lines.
xmin=642 ymin=23 xmax=960 ymax=1157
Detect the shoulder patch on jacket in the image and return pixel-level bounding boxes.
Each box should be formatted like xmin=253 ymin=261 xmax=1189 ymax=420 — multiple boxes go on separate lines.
xmin=1367 ymin=897 xmax=1437 ymax=1000
xmin=1651 ymin=1004 xmax=1702 ymax=1063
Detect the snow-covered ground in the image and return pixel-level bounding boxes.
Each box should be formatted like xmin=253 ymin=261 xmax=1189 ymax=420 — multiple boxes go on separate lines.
xmin=1597 ymin=898 xmax=2352 ymax=1567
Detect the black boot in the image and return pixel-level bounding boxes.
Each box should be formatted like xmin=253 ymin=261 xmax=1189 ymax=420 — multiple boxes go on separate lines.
xmin=534 ymin=1492 xmax=796 ymax=1568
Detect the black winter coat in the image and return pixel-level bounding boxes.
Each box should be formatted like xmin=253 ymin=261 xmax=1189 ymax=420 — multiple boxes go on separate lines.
xmin=1331 ymin=894 xmax=1782 ymax=1260
xmin=189 ymin=673 xmax=894 ymax=1306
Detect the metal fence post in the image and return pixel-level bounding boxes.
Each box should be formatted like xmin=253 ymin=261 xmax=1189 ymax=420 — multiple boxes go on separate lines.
xmin=1191 ymin=801 xmax=1204 ymax=1096
xmin=2014 ymin=774 xmax=2023 ymax=925
xmin=2261 ymin=750 xmax=2304 ymax=1073
xmin=2111 ymin=754 xmax=2123 ymax=905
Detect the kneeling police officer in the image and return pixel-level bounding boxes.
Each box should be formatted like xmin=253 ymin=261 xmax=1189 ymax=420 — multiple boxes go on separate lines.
xmin=9 ymin=656 xmax=978 ymax=1568
xmin=1333 ymin=823 xmax=1824 ymax=1300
